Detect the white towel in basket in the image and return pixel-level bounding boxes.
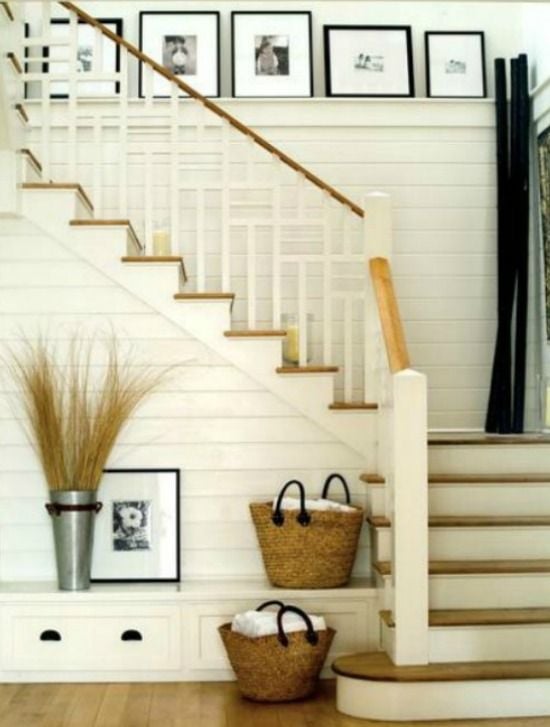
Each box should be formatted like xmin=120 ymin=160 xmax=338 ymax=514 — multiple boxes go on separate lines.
xmin=274 ymin=496 xmax=355 ymax=513
xmin=231 ymin=609 xmax=326 ymax=638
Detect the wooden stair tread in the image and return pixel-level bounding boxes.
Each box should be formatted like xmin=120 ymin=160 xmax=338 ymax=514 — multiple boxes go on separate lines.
xmin=276 ymin=366 xmax=339 ymax=374
xmin=1 ymin=2 xmax=14 ymax=21
xmin=380 ymin=608 xmax=550 ymax=628
xmin=374 ymin=559 xmax=550 ymax=576
xmin=429 ymin=433 xmax=550 ymax=446
xmin=70 ymin=218 xmax=143 ymax=252
xmin=332 ymin=651 xmax=550 ymax=682
xmin=23 ymin=183 xmax=94 ymax=212
xmin=360 ymin=472 xmax=550 ymax=486
xmin=7 ymin=52 xmax=22 ymax=74
xmin=224 ymin=330 xmax=286 ymax=337
xmin=122 ymin=255 xmax=187 ymax=281
xmin=19 ymin=148 xmax=42 ymax=173
xmin=15 ymin=103 xmax=29 ymax=123
xmin=359 ymin=473 xmax=385 ymax=484
xmin=174 ymin=293 xmax=235 ymax=300
xmin=428 ymin=473 xmax=550 ymax=483
xmin=368 ymin=515 xmax=550 ymax=528
xmin=329 ymin=402 xmax=378 ymax=410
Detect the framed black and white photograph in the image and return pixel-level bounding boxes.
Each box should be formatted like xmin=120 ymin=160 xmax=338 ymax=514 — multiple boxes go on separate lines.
xmin=425 ymin=32 xmax=486 ymax=98
xmin=324 ymin=25 xmax=414 ymax=97
xmin=538 ymin=126 xmax=550 ymax=339
xmin=139 ymin=12 xmax=220 ymax=98
xmin=46 ymin=18 xmax=122 ymax=99
xmin=232 ymin=12 xmax=313 ymax=97
xmin=91 ymin=469 xmax=180 ymax=583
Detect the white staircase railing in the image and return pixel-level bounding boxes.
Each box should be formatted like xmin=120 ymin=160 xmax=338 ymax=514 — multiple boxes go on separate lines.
xmin=18 ymin=0 xmax=376 ymax=402
xmin=366 ymin=198 xmax=429 ymax=665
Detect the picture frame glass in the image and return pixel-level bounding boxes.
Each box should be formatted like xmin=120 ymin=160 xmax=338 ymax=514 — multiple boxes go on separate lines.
xmin=538 ymin=126 xmax=550 ymax=340
xmin=232 ymin=12 xmax=312 ymax=97
xmin=91 ymin=469 xmax=180 ymax=583
xmin=140 ymin=12 xmax=219 ymax=97
xmin=325 ymin=26 xmax=413 ymax=97
xmin=427 ymin=33 xmax=485 ymax=98
xmin=48 ymin=19 xmax=121 ymax=98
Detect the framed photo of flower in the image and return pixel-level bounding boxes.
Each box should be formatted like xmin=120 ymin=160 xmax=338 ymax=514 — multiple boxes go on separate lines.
xmin=46 ymin=18 xmax=122 ymax=99
xmin=425 ymin=32 xmax=486 ymax=98
xmin=324 ymin=25 xmax=414 ymax=97
xmin=231 ymin=11 xmax=313 ymax=98
xmin=91 ymin=469 xmax=181 ymax=583
xmin=139 ymin=11 xmax=220 ymax=98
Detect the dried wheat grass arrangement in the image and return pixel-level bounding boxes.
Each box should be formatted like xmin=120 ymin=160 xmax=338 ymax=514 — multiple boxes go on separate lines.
xmin=5 ymin=335 xmax=167 ymax=492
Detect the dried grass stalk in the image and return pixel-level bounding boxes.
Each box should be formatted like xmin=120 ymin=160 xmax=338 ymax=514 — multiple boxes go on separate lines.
xmin=6 ymin=335 xmax=167 ymax=491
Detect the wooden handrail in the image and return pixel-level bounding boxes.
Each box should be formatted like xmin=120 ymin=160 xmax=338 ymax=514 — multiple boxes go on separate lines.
xmin=369 ymin=257 xmax=410 ymax=373
xmin=59 ymin=1 xmax=364 ymax=218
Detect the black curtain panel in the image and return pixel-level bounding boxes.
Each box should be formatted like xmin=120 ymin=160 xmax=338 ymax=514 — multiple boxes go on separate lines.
xmin=485 ymin=55 xmax=530 ymax=434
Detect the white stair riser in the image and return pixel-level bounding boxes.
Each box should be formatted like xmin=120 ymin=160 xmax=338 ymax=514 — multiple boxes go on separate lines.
xmin=173 ymin=301 xmax=231 ymax=336
xmin=337 ymin=675 xmax=550 ymax=721
xmin=381 ymin=620 xmax=550 ymax=663
xmin=366 ymin=484 xmax=550 ymax=517
xmin=119 ymin=265 xmax=184 ymax=300
xmin=429 ymin=445 xmax=550 ymax=474
xmin=70 ymin=227 xmax=141 ymax=260
xmin=219 ymin=338 xmax=283 ymax=373
xmin=22 ymin=190 xmax=93 ymax=233
xmin=378 ymin=573 xmax=550 ymax=609
xmin=374 ymin=526 xmax=550 ymax=561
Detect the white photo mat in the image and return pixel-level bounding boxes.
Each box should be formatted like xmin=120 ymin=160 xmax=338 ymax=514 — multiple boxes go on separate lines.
xmin=139 ymin=12 xmax=220 ymax=98
xmin=91 ymin=469 xmax=180 ymax=582
xmin=426 ymin=32 xmax=486 ymax=98
xmin=232 ymin=12 xmax=313 ymax=97
xmin=325 ymin=26 xmax=414 ymax=97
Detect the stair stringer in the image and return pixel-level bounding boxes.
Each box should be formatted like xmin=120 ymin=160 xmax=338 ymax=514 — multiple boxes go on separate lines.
xmin=22 ymin=204 xmax=378 ymax=461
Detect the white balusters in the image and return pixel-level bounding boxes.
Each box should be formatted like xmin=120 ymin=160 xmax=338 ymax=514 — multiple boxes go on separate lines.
xmin=344 ymin=296 xmax=353 ymax=401
xmin=322 ymin=192 xmax=333 ymax=366
xmin=271 ymin=155 xmax=282 ymax=329
xmin=67 ymin=13 xmax=78 ymax=181
xmin=247 ymin=225 xmax=257 ymax=328
xmin=170 ymin=84 xmax=180 ymax=257
xmin=221 ymin=119 xmax=231 ymax=291
xmin=144 ymin=148 xmax=153 ymax=253
xmin=92 ymin=114 xmax=102 ymax=215
xmin=298 ymin=262 xmax=308 ymax=367
xmin=196 ymin=188 xmax=206 ymax=292
xmin=118 ymin=46 xmax=128 ymax=217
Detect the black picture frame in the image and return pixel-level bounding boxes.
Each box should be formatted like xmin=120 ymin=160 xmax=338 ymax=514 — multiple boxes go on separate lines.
xmin=139 ymin=11 xmax=220 ymax=98
xmin=538 ymin=126 xmax=550 ymax=340
xmin=324 ymin=25 xmax=414 ymax=98
xmin=45 ymin=18 xmax=122 ymax=99
xmin=91 ymin=468 xmax=181 ymax=584
xmin=425 ymin=31 xmax=486 ymax=98
xmin=231 ymin=11 xmax=313 ymax=98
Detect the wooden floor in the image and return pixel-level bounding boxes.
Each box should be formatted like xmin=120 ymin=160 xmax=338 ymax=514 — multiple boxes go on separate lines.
xmin=0 ymin=681 xmax=549 ymax=727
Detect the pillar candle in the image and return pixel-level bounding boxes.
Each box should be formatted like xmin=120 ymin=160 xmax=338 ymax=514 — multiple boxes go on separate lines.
xmin=152 ymin=230 xmax=171 ymax=256
xmin=284 ymin=324 xmax=300 ymax=364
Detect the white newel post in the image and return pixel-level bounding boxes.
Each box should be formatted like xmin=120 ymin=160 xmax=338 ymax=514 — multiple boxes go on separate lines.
xmin=363 ymin=192 xmax=393 ymax=403
xmin=391 ymin=368 xmax=429 ymax=665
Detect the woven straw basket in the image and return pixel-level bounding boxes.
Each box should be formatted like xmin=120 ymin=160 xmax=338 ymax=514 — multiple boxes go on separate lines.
xmin=250 ymin=474 xmax=364 ymax=589
xmin=219 ymin=603 xmax=336 ymax=702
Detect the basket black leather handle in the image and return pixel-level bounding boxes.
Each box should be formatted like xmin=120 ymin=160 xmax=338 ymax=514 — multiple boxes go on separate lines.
xmin=40 ymin=629 xmax=61 ymax=642
xmin=121 ymin=629 xmax=143 ymax=642
xmin=277 ymin=605 xmax=319 ymax=648
xmin=321 ymin=473 xmax=351 ymax=504
xmin=272 ymin=479 xmax=311 ymax=527
xmin=256 ymin=600 xmax=285 ymax=611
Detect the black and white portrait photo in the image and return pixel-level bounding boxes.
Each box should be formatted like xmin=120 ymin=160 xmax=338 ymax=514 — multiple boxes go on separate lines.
xmin=76 ymin=44 xmax=93 ymax=72
xmin=354 ymin=54 xmax=384 ymax=72
xmin=445 ymin=59 xmax=467 ymax=74
xmin=112 ymin=500 xmax=152 ymax=551
xmin=255 ymin=35 xmax=289 ymax=76
xmin=163 ymin=35 xmax=197 ymax=75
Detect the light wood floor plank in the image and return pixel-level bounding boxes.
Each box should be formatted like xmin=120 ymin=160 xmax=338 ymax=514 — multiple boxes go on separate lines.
xmin=0 ymin=681 xmax=550 ymax=726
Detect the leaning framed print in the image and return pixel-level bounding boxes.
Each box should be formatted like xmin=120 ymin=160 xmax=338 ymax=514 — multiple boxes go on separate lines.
xmin=46 ymin=18 xmax=122 ymax=99
xmin=232 ymin=11 xmax=313 ymax=98
xmin=139 ymin=11 xmax=220 ymax=98
xmin=425 ymin=32 xmax=486 ymax=98
xmin=539 ymin=126 xmax=550 ymax=339
xmin=91 ymin=469 xmax=181 ymax=583
xmin=324 ymin=25 xmax=414 ymax=97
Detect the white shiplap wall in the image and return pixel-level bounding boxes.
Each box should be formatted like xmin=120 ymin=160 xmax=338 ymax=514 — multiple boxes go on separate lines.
xmin=0 ymin=217 xmax=369 ymax=582
xmin=27 ymin=98 xmax=525 ymax=429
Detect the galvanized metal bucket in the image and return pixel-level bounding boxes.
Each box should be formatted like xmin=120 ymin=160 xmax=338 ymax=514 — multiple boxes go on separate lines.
xmin=46 ymin=490 xmax=103 ymax=591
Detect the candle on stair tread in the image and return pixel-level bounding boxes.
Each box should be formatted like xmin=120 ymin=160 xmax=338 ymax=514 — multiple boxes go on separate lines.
xmin=152 ymin=229 xmax=171 ymax=256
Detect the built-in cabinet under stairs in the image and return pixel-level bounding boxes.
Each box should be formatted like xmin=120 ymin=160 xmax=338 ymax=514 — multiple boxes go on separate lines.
xmin=334 ymin=434 xmax=550 ymax=721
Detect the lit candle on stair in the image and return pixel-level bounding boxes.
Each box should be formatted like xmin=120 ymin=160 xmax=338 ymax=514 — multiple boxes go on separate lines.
xmin=284 ymin=321 xmax=300 ymax=365
xmin=152 ymin=227 xmax=171 ymax=256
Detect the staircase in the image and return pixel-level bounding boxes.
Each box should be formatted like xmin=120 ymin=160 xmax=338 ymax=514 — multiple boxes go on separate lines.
xmin=334 ymin=435 xmax=550 ymax=720
xmin=3 ymin=0 xmax=550 ymax=720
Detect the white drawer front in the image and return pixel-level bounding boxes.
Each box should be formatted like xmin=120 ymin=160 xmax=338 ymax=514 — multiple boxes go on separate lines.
xmin=1 ymin=603 xmax=181 ymax=672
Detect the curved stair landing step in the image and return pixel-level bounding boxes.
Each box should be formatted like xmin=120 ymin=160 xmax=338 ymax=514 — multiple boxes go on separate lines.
xmin=380 ymin=607 xmax=550 ymax=627
xmin=333 ymin=651 xmax=550 ymax=720
xmin=374 ymin=559 xmax=550 ymax=576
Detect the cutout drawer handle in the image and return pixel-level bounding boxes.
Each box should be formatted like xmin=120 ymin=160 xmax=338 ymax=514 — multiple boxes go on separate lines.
xmin=121 ymin=629 xmax=143 ymax=642
xmin=40 ymin=629 xmax=61 ymax=642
